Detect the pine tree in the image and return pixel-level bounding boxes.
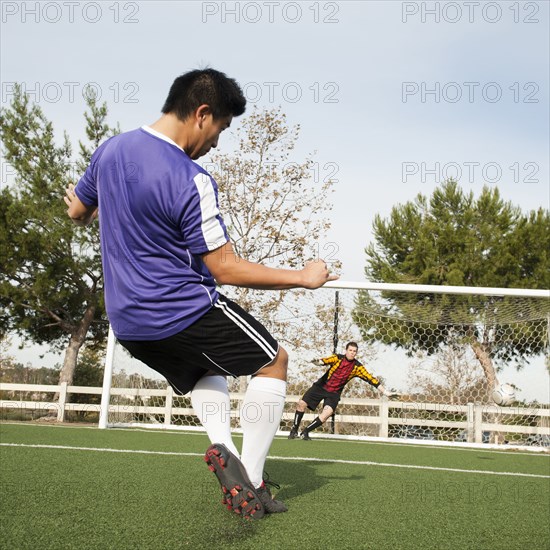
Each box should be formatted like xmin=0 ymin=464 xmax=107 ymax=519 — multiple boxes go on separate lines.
xmin=356 ymin=180 xmax=549 ymax=394
xmin=0 ymin=86 xmax=118 ymax=388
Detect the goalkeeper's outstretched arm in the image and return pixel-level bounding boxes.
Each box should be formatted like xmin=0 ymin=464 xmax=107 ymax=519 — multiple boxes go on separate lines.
xmin=377 ymin=385 xmax=401 ymax=398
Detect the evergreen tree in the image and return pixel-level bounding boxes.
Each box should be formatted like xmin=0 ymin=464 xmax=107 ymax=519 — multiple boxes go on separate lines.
xmin=356 ymin=180 xmax=549 ymax=393
xmin=0 ymin=86 xmax=118 ymax=388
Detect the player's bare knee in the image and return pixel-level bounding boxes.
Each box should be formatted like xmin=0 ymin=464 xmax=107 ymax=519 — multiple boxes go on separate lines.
xmin=297 ymin=400 xmax=307 ymax=412
xmin=277 ymin=346 xmax=288 ymax=370
xmin=256 ymin=346 xmax=288 ymax=381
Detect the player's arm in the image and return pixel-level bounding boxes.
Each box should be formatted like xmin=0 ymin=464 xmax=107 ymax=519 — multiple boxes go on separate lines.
xmin=356 ymin=364 xmax=400 ymax=398
xmin=320 ymin=354 xmax=338 ymax=365
xmin=65 ymin=183 xmax=98 ymax=226
xmin=309 ymin=354 xmax=337 ymax=366
xmin=202 ymin=241 xmax=338 ymax=290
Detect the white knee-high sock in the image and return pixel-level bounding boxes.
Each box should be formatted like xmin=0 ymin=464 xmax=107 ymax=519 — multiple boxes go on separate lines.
xmin=190 ymin=375 xmax=240 ymax=458
xmin=240 ymin=376 xmax=286 ymax=488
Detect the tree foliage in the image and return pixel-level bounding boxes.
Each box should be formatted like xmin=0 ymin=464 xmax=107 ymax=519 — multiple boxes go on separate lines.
xmin=0 ymin=87 xmax=117 ymax=386
xmin=208 ymin=107 xmax=334 ymax=269
xmin=207 ymin=107 xmax=337 ymax=334
xmin=355 ymin=180 xmax=549 ymax=392
xmin=366 ymin=180 xmax=549 ymax=288
xmin=204 ymin=107 xmax=339 ymax=388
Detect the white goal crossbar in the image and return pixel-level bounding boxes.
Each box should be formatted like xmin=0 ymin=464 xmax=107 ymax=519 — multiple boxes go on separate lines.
xmin=323 ymin=280 xmax=549 ymax=298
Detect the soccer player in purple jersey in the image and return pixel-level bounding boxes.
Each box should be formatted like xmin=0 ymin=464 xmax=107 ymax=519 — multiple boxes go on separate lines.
xmin=65 ymin=68 xmax=337 ymax=519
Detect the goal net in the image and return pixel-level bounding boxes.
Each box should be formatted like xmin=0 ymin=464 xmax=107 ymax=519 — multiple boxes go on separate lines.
xmin=99 ymin=282 xmax=550 ymax=448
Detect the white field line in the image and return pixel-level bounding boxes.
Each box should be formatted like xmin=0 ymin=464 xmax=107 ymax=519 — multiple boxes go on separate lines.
xmin=2 ymin=422 xmax=548 ymax=457
xmin=1 ymin=442 xmax=548 ymax=479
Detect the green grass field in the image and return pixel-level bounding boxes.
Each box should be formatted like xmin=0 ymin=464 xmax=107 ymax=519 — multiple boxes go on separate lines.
xmin=1 ymin=422 xmax=549 ymax=550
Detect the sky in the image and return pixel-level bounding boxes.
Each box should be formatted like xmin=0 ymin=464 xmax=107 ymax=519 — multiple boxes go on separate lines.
xmin=1 ymin=1 xmax=549 ymax=401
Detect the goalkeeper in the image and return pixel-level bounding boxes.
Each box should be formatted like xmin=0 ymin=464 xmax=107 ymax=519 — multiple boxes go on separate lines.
xmin=289 ymin=342 xmax=390 ymax=440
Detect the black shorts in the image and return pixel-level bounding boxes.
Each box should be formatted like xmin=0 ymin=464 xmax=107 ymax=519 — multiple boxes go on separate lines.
xmin=302 ymin=383 xmax=341 ymax=412
xmin=118 ymin=294 xmax=279 ymax=395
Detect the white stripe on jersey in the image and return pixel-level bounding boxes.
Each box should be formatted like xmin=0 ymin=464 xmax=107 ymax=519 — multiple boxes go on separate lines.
xmin=193 ymin=173 xmax=227 ymax=251
xmin=214 ymin=298 xmax=278 ymax=359
xmin=141 ymin=125 xmax=184 ymax=151
xmin=199 ymin=284 xmax=215 ymax=305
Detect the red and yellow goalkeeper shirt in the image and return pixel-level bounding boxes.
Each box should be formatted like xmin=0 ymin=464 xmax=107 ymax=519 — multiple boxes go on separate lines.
xmin=316 ymin=354 xmax=380 ymax=394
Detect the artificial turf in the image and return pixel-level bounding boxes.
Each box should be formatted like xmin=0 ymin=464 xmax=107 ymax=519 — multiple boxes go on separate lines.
xmin=1 ymin=423 xmax=548 ymax=549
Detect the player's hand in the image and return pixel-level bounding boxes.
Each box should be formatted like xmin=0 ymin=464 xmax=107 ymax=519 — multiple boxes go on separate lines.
xmin=63 ymin=183 xmax=77 ymax=209
xmin=309 ymin=358 xmax=323 ymax=366
xmin=64 ymin=183 xmax=98 ymax=223
xmin=301 ymin=259 xmax=339 ymax=289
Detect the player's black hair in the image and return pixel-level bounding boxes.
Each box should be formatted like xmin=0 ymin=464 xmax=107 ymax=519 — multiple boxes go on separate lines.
xmin=345 ymin=342 xmax=358 ymax=350
xmin=162 ymin=68 xmax=246 ymax=121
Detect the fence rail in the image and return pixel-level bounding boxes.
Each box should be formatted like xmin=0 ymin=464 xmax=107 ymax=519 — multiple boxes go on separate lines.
xmin=1 ymin=383 xmax=549 ymax=449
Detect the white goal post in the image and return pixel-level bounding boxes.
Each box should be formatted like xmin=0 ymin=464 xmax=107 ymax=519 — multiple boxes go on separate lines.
xmin=98 ymin=281 xmax=549 ymax=448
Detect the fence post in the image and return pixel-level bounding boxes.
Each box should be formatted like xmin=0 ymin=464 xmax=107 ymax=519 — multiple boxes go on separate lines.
xmin=467 ymin=402 xmax=475 ymax=443
xmin=164 ymin=386 xmax=173 ymax=426
xmin=474 ymin=403 xmax=483 ymax=443
xmin=57 ymin=382 xmax=68 ymax=422
xmin=379 ymin=396 xmax=389 ymax=438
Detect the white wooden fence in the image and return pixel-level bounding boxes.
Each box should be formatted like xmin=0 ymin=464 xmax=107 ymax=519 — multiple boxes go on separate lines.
xmin=1 ymin=382 xmax=549 ymax=449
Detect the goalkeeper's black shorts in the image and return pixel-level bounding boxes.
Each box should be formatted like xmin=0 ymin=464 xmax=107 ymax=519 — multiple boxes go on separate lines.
xmin=302 ymin=383 xmax=340 ymax=412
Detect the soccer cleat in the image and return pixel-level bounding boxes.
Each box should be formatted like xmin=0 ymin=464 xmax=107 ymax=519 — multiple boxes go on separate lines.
xmin=300 ymin=430 xmax=312 ymax=440
xmin=256 ymin=482 xmax=288 ymax=513
xmin=204 ymin=443 xmax=265 ymax=519
xmin=288 ymin=427 xmax=299 ymax=439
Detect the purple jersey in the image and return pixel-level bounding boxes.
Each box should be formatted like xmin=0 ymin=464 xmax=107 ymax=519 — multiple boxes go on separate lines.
xmin=75 ymin=126 xmax=229 ymax=340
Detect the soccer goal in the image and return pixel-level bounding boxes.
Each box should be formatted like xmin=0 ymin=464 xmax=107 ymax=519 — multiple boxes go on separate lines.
xmin=98 ymin=281 xmax=550 ymax=448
